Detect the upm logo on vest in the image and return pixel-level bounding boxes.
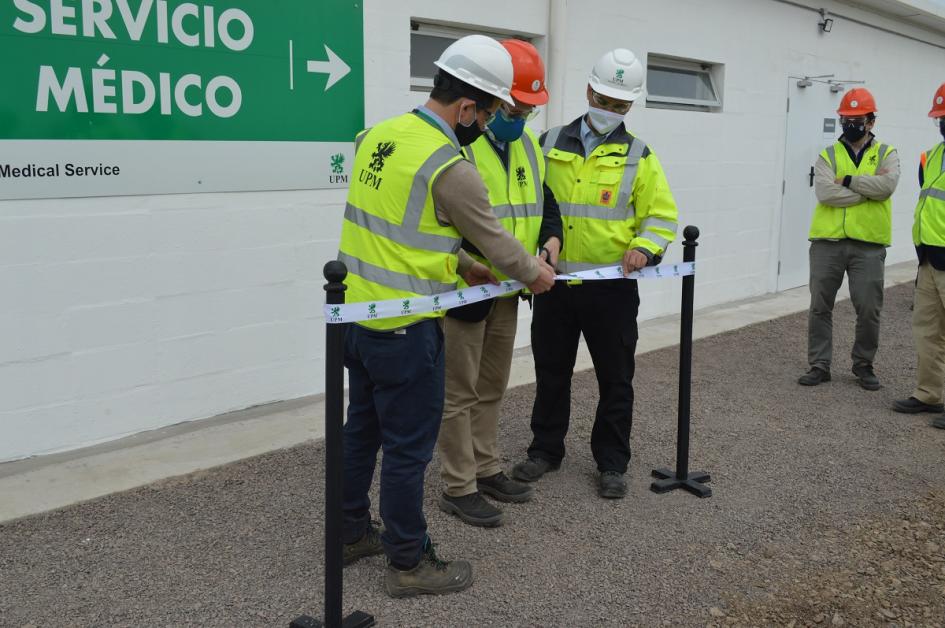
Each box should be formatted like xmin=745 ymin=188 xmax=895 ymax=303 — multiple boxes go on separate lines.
xmin=359 ymin=140 xmax=395 ymax=190
xmin=515 ymin=165 xmax=527 ymax=187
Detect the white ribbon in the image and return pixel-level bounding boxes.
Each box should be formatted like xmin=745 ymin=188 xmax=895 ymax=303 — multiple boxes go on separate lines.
xmin=323 ymin=262 xmax=695 ymax=324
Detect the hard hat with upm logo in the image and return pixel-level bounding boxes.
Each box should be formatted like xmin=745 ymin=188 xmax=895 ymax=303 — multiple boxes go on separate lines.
xmin=837 ymin=87 xmax=877 ymax=116
xmin=929 ymin=83 xmax=945 ymax=118
xmin=588 ymin=48 xmax=645 ymax=102
xmin=501 ymin=39 xmax=549 ymax=106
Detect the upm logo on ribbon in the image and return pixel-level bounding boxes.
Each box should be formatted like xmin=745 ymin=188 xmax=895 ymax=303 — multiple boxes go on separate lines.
xmin=323 ymin=262 xmax=696 ymax=324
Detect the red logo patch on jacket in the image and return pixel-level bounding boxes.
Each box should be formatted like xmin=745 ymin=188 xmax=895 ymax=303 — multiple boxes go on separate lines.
xmin=600 ymin=190 xmax=612 ymax=204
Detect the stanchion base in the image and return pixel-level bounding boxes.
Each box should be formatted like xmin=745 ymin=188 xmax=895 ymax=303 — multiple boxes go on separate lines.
xmin=290 ymin=611 xmax=376 ymax=628
xmin=649 ymin=468 xmax=712 ymax=497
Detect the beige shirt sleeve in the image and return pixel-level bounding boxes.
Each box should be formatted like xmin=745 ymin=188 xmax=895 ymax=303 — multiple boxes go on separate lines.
xmin=814 ymin=155 xmax=864 ymax=207
xmin=433 ymin=160 xmax=540 ymax=285
xmin=848 ymin=147 xmax=900 ymax=201
xmin=457 ymin=249 xmax=475 ymax=275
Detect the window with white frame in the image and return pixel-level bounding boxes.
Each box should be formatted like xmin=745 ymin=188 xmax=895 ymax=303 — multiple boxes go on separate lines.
xmin=646 ymin=55 xmax=723 ymax=112
xmin=410 ymin=21 xmax=535 ymax=93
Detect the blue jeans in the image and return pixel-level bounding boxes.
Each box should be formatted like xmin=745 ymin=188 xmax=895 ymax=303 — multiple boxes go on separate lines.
xmin=342 ymin=319 xmax=445 ymax=567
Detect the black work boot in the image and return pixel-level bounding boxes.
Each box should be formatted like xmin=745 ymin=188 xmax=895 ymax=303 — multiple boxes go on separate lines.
xmin=932 ymin=416 xmax=945 ymax=430
xmin=852 ymin=364 xmax=880 ymax=391
xmin=438 ymin=492 xmax=503 ymax=527
xmin=598 ymin=471 xmax=627 ymax=499
xmin=385 ymin=540 xmax=473 ymax=598
xmin=343 ymin=521 xmax=383 ymax=566
xmin=477 ymin=471 xmax=535 ymax=503
xmin=798 ymin=367 xmax=831 ymax=386
xmin=892 ymin=397 xmax=944 ymax=414
xmin=511 ymin=456 xmax=560 ymax=483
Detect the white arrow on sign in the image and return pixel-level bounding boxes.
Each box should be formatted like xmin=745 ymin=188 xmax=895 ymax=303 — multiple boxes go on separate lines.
xmin=306 ymin=45 xmax=351 ymax=91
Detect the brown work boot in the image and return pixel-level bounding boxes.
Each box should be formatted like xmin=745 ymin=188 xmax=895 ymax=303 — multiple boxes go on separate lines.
xmin=343 ymin=521 xmax=383 ymax=566
xmin=385 ymin=540 xmax=473 ymax=598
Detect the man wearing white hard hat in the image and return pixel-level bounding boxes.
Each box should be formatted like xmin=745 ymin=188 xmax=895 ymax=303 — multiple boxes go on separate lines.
xmin=512 ymin=48 xmax=679 ymax=499
xmin=336 ymin=34 xmax=555 ymax=597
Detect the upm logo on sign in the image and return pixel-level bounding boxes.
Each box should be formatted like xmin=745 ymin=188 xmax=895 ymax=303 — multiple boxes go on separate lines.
xmin=14 ymin=0 xmax=252 ymax=118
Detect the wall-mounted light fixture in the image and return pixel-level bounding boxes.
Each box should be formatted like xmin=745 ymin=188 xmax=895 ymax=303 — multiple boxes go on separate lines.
xmin=819 ymin=9 xmax=834 ymax=32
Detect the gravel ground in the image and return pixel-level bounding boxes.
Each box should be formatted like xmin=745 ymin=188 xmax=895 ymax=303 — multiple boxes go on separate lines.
xmin=3 ymin=282 xmax=945 ymax=627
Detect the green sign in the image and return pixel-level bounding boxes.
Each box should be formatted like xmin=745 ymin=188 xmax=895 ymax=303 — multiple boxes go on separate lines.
xmin=0 ymin=0 xmax=364 ymax=142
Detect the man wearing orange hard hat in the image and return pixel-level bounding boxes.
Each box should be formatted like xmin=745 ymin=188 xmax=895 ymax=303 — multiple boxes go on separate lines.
xmin=436 ymin=39 xmax=563 ymax=527
xmin=799 ymin=87 xmax=900 ymax=391
xmin=893 ymin=83 xmax=945 ymax=427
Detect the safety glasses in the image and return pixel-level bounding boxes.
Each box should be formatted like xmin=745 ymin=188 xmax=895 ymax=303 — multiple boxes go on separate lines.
xmin=590 ymin=91 xmax=632 ymax=114
xmin=499 ymin=102 xmax=539 ymax=122
xmin=840 ymin=116 xmax=869 ymax=126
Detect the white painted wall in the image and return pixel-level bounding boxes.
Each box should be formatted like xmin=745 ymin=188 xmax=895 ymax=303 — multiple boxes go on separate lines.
xmin=2 ymin=0 xmax=943 ymax=461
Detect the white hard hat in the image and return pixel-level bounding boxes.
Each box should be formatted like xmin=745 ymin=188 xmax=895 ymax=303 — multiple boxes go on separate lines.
xmin=434 ymin=35 xmax=515 ymax=105
xmin=588 ymin=48 xmax=645 ymax=102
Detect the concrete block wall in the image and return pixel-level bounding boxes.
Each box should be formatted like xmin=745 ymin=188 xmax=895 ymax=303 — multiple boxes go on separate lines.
xmin=1 ymin=189 xmax=345 ymax=460
xmin=2 ymin=0 xmax=943 ymax=460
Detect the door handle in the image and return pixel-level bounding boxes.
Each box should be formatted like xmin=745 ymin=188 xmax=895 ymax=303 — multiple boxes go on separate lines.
xmin=809 ymin=166 xmax=815 ymax=187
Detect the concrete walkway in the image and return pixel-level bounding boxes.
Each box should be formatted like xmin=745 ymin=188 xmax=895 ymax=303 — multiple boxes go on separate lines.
xmin=0 ymin=262 xmax=917 ymax=523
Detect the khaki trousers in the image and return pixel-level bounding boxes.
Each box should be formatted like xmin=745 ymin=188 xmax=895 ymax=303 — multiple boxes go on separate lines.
xmin=438 ymin=297 xmax=518 ymax=497
xmin=912 ymin=263 xmax=945 ymax=405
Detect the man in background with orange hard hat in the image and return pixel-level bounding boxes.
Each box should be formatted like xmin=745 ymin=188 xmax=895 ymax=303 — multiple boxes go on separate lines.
xmin=436 ymin=39 xmax=563 ymax=527
xmin=893 ymin=83 xmax=945 ymax=426
xmin=799 ymin=87 xmax=900 ymax=390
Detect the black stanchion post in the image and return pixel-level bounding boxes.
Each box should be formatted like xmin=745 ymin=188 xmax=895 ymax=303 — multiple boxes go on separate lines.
xmin=291 ymin=261 xmax=375 ymax=628
xmin=650 ymin=226 xmax=712 ymax=498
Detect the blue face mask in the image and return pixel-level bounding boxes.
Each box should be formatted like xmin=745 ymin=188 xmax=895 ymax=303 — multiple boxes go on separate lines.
xmin=487 ymin=108 xmax=527 ymax=142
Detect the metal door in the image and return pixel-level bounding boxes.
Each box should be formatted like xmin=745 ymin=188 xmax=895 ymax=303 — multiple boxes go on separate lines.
xmin=777 ymin=78 xmax=843 ymax=290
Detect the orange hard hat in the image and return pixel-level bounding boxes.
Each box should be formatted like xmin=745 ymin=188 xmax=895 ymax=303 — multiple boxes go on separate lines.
xmin=501 ymin=39 xmax=548 ymax=106
xmin=837 ymin=87 xmax=877 ymax=116
xmin=929 ymin=83 xmax=945 ymax=118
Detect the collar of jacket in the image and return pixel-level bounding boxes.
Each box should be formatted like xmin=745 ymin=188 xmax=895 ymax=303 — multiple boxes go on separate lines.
xmin=551 ymin=115 xmax=634 ymax=157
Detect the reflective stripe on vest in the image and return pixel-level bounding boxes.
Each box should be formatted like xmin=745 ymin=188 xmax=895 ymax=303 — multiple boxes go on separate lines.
xmin=914 ymin=143 xmax=945 ymax=247
xmin=466 ymin=136 xmax=544 ymax=222
xmin=543 ymin=122 xmax=677 ymax=267
xmin=541 ymin=126 xmax=563 ymax=157
xmin=557 ymin=138 xmax=647 ymax=221
xmin=811 ymin=140 xmax=894 ymax=246
xmin=338 ymin=251 xmax=456 ymax=295
xmin=340 ymin=112 xmax=464 ymax=329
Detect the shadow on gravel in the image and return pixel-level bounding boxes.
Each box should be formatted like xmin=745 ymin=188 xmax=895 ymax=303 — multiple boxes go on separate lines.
xmin=2 ymin=282 xmax=945 ymax=627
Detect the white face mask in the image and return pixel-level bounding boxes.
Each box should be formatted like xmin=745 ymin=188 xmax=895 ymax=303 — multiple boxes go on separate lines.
xmin=587 ymin=105 xmax=625 ymax=136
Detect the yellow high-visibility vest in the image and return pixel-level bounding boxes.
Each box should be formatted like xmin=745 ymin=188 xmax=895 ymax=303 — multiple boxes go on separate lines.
xmin=339 ymin=111 xmax=464 ymax=330
xmin=810 ymin=140 xmax=894 ymax=245
xmin=461 ymin=127 xmax=545 ymax=295
xmin=541 ymin=121 xmax=678 ymax=273
xmin=914 ymin=143 xmax=945 ymax=247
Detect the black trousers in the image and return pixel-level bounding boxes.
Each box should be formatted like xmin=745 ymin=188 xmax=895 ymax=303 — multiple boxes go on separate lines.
xmin=527 ymin=279 xmax=639 ymax=473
